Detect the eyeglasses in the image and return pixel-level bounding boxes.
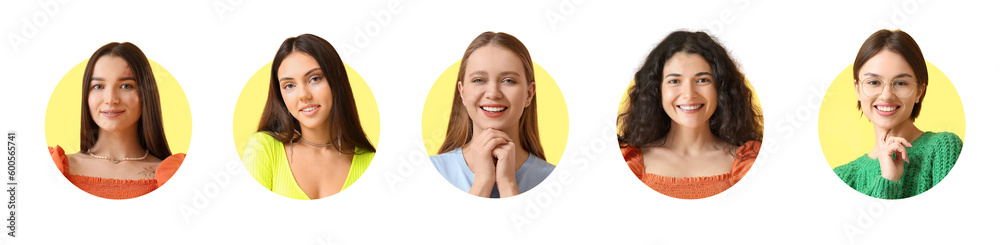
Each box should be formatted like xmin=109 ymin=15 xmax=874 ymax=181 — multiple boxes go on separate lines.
xmin=857 ymin=78 xmax=916 ymax=98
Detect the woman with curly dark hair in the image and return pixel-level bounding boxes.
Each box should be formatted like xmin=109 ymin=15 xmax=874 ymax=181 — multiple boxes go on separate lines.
xmin=618 ymin=30 xmax=763 ymax=199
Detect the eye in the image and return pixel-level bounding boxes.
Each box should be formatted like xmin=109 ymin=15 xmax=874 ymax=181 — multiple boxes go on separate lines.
xmin=120 ymin=84 xmax=135 ymax=89
xmin=91 ymin=84 xmax=104 ymax=90
xmin=865 ymin=80 xmax=882 ymax=86
xmin=665 ymin=79 xmax=680 ymax=85
xmin=502 ymin=78 xmax=516 ymax=84
xmin=471 ymin=78 xmax=485 ymax=83
xmin=697 ymin=78 xmax=711 ymax=84
xmin=893 ymin=80 xmax=910 ymax=86
xmin=282 ymin=82 xmax=296 ymax=90
xmin=308 ymin=75 xmax=322 ymax=84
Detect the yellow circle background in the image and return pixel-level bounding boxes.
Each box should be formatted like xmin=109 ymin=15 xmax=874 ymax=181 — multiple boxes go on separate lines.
xmin=422 ymin=61 xmax=569 ymax=165
xmin=819 ymin=62 xmax=965 ymax=168
xmin=233 ymin=63 xmax=380 ymax=158
xmin=617 ymin=79 xmax=763 ymax=136
xmin=45 ymin=59 xmax=192 ymax=155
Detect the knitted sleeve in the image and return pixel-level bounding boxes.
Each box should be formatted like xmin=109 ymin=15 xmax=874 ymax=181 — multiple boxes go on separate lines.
xmin=930 ymin=132 xmax=962 ymax=186
xmin=833 ymin=157 xmax=907 ymax=199
xmin=243 ymin=132 xmax=277 ymax=190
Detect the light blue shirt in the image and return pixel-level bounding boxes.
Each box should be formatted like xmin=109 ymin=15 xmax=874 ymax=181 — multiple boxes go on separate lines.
xmin=430 ymin=148 xmax=555 ymax=198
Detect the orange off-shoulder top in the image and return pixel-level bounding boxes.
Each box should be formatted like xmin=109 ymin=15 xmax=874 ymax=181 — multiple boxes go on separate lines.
xmin=622 ymin=141 xmax=761 ymax=199
xmin=49 ymin=145 xmax=185 ymax=199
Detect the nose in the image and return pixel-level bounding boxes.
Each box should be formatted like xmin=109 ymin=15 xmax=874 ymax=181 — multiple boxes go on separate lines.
xmin=104 ymin=86 xmax=120 ymax=106
xmin=877 ymin=83 xmax=895 ymax=100
xmin=484 ymin=81 xmax=502 ymax=100
xmin=298 ymin=84 xmax=313 ymax=101
xmin=679 ymin=81 xmax=695 ymax=100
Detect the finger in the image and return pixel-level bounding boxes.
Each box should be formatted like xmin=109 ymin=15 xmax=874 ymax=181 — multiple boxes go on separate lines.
xmin=492 ymin=147 xmax=509 ymax=161
xmin=885 ymin=136 xmax=904 ymax=147
xmin=482 ymin=128 xmax=513 ymax=143
xmin=889 ymin=144 xmax=908 ymax=163
xmin=882 ymin=128 xmax=891 ymax=143
xmin=887 ymin=136 xmax=913 ymax=148
xmin=899 ymin=146 xmax=909 ymax=162
xmin=484 ymin=137 xmax=506 ymax=150
xmin=474 ymin=128 xmax=494 ymax=147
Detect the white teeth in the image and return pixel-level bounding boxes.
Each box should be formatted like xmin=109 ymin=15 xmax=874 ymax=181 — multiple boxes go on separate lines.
xmin=678 ymin=105 xmax=703 ymax=110
xmin=302 ymin=106 xmax=318 ymax=112
xmin=481 ymin=106 xmax=507 ymax=112
xmin=875 ymin=106 xmax=898 ymax=112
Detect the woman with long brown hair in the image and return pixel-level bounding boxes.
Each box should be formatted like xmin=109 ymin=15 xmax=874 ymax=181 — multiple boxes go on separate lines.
xmin=430 ymin=31 xmax=555 ymax=198
xmin=242 ymin=34 xmax=376 ymax=200
xmin=48 ymin=42 xmax=185 ymax=199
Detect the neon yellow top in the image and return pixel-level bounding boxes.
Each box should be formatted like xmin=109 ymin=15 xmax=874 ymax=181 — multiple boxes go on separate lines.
xmin=242 ymin=132 xmax=374 ymax=200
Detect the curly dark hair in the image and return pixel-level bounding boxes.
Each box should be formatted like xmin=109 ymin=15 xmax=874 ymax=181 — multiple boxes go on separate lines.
xmin=618 ymin=31 xmax=762 ymax=149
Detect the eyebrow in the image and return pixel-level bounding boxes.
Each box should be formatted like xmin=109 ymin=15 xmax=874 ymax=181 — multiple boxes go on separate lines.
xmin=279 ymin=68 xmax=321 ymax=82
xmin=664 ymin=71 xmax=712 ymax=78
xmin=498 ymin=71 xmax=521 ymax=77
xmin=467 ymin=70 xmax=522 ymax=78
xmin=468 ymin=70 xmax=487 ymax=77
xmin=90 ymin=76 xmax=136 ymax=82
xmin=863 ymin=72 xmax=913 ymax=79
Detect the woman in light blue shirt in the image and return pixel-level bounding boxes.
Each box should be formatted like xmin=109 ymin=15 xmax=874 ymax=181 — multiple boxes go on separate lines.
xmin=430 ymin=31 xmax=555 ymax=198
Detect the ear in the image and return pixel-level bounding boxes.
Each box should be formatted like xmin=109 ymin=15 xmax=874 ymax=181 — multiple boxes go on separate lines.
xmin=917 ymin=83 xmax=926 ymax=101
xmin=525 ymin=81 xmax=536 ymax=108
xmin=457 ymin=81 xmax=465 ymax=102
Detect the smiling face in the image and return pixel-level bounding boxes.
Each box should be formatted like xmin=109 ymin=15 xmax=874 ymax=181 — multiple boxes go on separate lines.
xmin=855 ymin=49 xmax=924 ymax=130
xmin=660 ymin=52 xmax=718 ymax=129
xmin=88 ymin=55 xmax=142 ymax=133
xmin=458 ymin=45 xmax=535 ymax=132
xmin=277 ymin=51 xmax=334 ymax=130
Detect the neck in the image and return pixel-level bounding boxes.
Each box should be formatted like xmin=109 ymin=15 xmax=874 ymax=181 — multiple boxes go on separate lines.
xmin=91 ymin=126 xmax=146 ymax=159
xmin=298 ymin=121 xmax=342 ymax=152
xmin=660 ymin=121 xmax=725 ymax=155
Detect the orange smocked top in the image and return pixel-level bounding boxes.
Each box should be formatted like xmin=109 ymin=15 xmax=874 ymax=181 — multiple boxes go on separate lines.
xmin=49 ymin=145 xmax=185 ymax=199
xmin=622 ymin=141 xmax=760 ymax=199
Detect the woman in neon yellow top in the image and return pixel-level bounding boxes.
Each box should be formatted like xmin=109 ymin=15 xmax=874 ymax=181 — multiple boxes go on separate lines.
xmin=242 ymin=34 xmax=377 ymax=200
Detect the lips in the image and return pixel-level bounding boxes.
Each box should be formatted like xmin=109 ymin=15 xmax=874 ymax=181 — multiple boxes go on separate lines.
xmin=676 ymin=104 xmax=704 ymax=113
xmin=299 ymin=104 xmax=320 ymax=116
xmin=100 ymin=109 xmax=125 ymax=118
xmin=479 ymin=104 xmax=508 ymax=118
xmin=873 ymin=103 xmax=900 ymax=116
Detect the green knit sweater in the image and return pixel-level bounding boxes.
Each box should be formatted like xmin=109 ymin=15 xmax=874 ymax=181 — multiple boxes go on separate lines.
xmin=834 ymin=131 xmax=962 ymax=199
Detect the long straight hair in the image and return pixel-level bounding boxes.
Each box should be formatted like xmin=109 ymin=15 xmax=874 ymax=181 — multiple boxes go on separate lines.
xmin=80 ymin=42 xmax=172 ymax=160
xmin=257 ymin=33 xmax=375 ymax=154
xmin=437 ymin=31 xmax=545 ymax=161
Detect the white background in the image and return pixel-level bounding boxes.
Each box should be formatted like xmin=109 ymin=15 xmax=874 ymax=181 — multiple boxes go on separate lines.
xmin=1 ymin=0 xmax=997 ymax=244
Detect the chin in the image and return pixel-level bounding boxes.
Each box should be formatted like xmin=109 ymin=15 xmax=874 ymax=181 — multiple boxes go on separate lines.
xmin=473 ymin=121 xmax=511 ymax=131
xmin=867 ymin=117 xmax=903 ymax=130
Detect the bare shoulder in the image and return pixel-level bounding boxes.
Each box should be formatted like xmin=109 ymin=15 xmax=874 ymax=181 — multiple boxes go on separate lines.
xmin=65 ymin=152 xmax=90 ymax=174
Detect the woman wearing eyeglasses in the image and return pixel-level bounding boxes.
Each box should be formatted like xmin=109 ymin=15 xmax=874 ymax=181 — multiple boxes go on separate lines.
xmin=833 ymin=29 xmax=962 ymax=199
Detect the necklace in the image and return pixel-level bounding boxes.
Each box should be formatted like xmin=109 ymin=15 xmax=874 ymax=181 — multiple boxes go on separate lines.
xmin=291 ymin=130 xmax=344 ymax=163
xmin=294 ymin=129 xmax=342 ymax=154
xmin=294 ymin=129 xmax=333 ymax=146
xmin=87 ymin=150 xmax=149 ymax=164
